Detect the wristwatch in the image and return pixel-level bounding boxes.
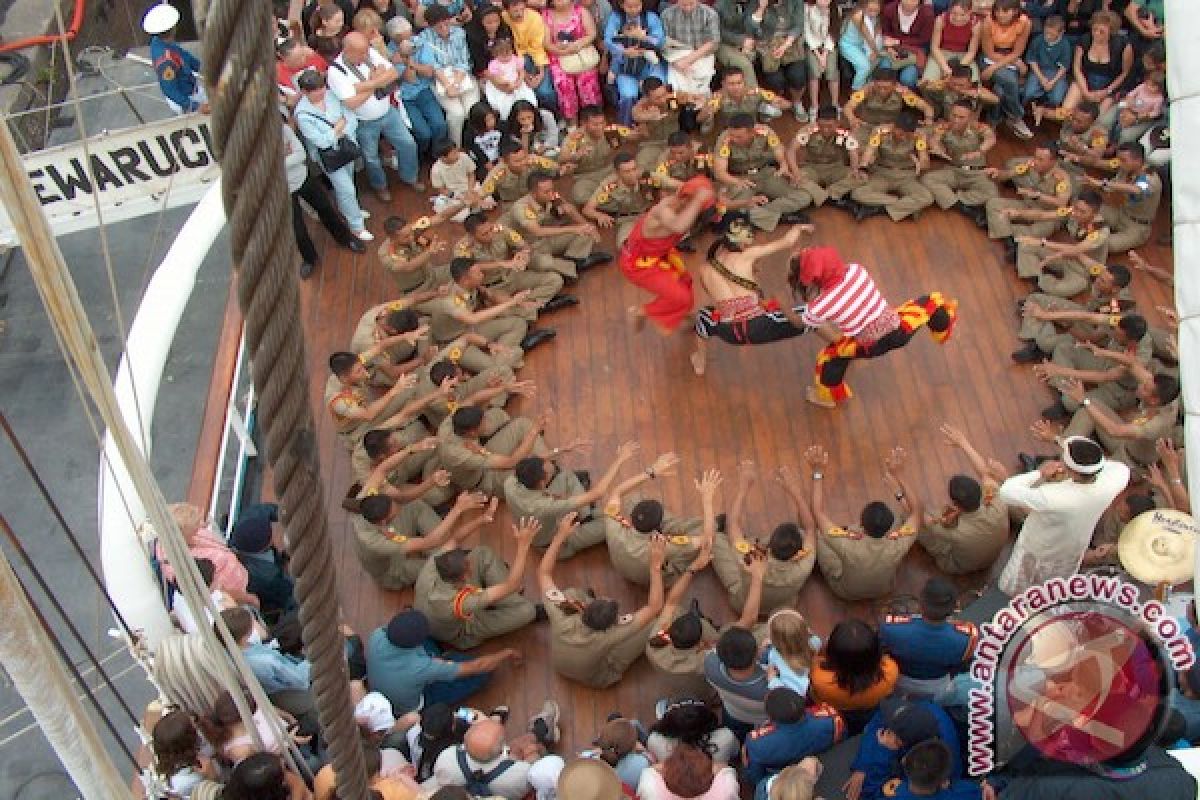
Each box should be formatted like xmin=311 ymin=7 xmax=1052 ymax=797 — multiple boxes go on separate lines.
xmin=811 ymin=471 xmax=823 ymax=481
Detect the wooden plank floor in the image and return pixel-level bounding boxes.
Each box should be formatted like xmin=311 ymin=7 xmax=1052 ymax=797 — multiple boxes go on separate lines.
xmin=230 ymin=122 xmax=1174 ymax=757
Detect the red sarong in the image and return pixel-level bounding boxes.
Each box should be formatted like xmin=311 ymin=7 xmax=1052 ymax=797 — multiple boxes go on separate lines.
xmin=618 ymin=217 xmax=693 ymax=332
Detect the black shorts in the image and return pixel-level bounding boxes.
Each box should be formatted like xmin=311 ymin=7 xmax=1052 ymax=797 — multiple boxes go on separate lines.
xmin=695 ymin=304 xmax=810 ymax=345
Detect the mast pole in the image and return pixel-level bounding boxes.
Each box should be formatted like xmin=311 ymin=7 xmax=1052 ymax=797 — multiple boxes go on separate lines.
xmin=0 ymin=529 xmax=128 ymax=799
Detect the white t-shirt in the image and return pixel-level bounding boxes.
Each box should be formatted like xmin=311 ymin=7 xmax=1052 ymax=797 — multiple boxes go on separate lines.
xmin=431 ymin=154 xmax=477 ymax=196
xmin=328 ymin=49 xmax=394 ymax=121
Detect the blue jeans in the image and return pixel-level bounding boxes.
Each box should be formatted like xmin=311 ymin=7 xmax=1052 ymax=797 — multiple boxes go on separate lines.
xmin=840 ymin=37 xmax=874 ymax=90
xmin=404 ymin=87 xmax=449 ymax=155
xmin=880 ymin=55 xmax=920 ymax=88
xmin=525 ymin=55 xmax=560 ymax=114
xmin=613 ymin=63 xmax=667 ymax=124
xmin=356 ymin=106 xmax=419 ymax=189
xmin=326 ymin=162 xmax=365 ymax=232
xmin=984 ymin=60 xmax=1023 ymax=121
xmin=421 ymin=640 xmax=493 ymax=708
xmin=1022 ymin=72 xmax=1068 ymax=107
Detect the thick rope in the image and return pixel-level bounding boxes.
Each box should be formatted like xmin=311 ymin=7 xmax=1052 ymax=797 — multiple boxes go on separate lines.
xmin=202 ymin=2 xmax=369 ymax=798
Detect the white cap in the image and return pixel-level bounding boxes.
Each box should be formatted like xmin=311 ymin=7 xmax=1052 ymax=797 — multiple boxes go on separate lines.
xmin=354 ymin=691 xmax=396 ymax=733
xmin=143 ymin=3 xmax=181 ymax=35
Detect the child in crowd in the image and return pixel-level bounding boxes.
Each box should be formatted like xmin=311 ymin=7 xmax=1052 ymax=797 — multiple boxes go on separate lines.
xmin=430 ymin=141 xmax=495 ymax=219
xmin=505 ymin=98 xmax=561 ymax=158
xmin=894 ymin=740 xmax=983 ymax=799
xmin=464 ymin=102 xmax=504 ymax=180
xmin=763 ymin=610 xmax=823 ymax=697
xmin=484 ymin=37 xmax=538 ymax=119
xmin=1109 ymin=72 xmax=1166 ymax=144
xmin=1024 ymin=15 xmax=1071 ymax=125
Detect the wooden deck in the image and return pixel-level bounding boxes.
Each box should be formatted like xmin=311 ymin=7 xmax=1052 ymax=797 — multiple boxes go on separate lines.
xmin=191 ymin=124 xmax=1175 ymax=759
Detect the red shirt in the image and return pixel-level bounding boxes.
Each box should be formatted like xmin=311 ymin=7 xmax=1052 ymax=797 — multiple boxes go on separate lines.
xmin=276 ymin=53 xmax=329 ymax=97
xmin=882 ymin=1 xmax=936 ymax=51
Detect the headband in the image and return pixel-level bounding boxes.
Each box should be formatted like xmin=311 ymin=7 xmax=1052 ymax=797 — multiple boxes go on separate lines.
xmin=1061 ymin=435 xmax=1104 ymax=475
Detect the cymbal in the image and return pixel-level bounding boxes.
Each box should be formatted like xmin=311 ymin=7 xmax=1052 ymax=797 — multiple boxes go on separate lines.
xmin=1117 ymin=509 xmax=1198 ymax=586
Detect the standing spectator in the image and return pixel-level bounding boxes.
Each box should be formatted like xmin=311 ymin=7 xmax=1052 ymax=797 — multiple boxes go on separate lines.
xmin=295 ymin=68 xmax=372 ymax=241
xmin=924 ymin=0 xmax=980 ymax=81
xmin=605 ymin=0 xmax=667 ymax=125
xmin=745 ymin=0 xmax=808 ymax=120
xmin=277 ymin=38 xmax=329 ymax=107
xmin=979 ymin=0 xmax=1032 ymax=138
xmin=637 ymin=743 xmax=741 ymax=800
xmin=803 ymin=0 xmax=842 ymax=116
xmin=503 ymin=0 xmax=561 ymax=113
xmin=659 ymin=0 xmax=720 ymax=100
xmin=809 ymin=620 xmax=899 ymax=733
xmin=223 ymin=753 xmax=310 ymax=800
xmin=467 ymin=5 xmax=515 ymax=75
xmin=144 ymin=4 xmax=209 ymax=115
xmin=1061 ymin=10 xmax=1133 ymax=116
xmin=418 ymin=6 xmax=484 ymax=145
xmin=327 ymin=32 xmax=423 ymax=202
xmin=389 ymin=15 xmax=451 ymax=158
xmin=840 ymin=0 xmax=885 ymax=92
xmin=880 ymin=0 xmax=935 ymax=88
xmin=228 ymin=508 xmax=297 ymax=621
xmin=310 ymin=3 xmax=350 ymax=62
xmin=543 ymin=0 xmax=604 ymax=126
xmin=156 ymin=503 xmax=256 ymax=609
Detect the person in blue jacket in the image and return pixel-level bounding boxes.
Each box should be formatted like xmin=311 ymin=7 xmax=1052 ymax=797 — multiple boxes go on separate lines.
xmin=143 ymin=3 xmax=209 ymax=115
xmin=744 ymin=687 xmax=847 ymax=792
xmin=888 ymin=740 xmax=984 ymax=800
xmin=845 ymin=699 xmax=962 ymax=800
xmin=880 ymin=577 xmax=978 ymax=700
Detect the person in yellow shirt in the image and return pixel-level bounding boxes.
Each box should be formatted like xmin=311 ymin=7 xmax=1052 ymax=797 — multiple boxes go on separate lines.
xmin=502 ymin=0 xmax=560 ymax=113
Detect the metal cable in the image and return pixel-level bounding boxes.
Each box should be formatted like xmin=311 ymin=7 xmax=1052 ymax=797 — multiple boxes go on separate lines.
xmin=201 ymin=0 xmax=368 ymax=796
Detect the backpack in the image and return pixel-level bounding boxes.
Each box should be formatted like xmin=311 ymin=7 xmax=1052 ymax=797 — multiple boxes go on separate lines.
xmin=456 ymin=747 xmax=515 ymax=797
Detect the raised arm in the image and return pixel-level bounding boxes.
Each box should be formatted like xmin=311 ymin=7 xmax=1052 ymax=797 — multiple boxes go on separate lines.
xmin=882 ymin=446 xmax=923 ymax=534
xmin=537 ymin=513 xmax=576 ymax=594
xmin=630 ymin=534 xmax=669 ymax=629
xmin=734 ymin=550 xmax=769 ymax=629
xmin=729 ymin=461 xmax=755 ymax=549
xmin=605 ymin=452 xmax=681 ymax=512
xmin=774 ymin=465 xmax=816 ymax=533
xmin=404 ymin=492 xmax=490 ymax=554
xmin=695 ymin=468 xmax=724 ymax=547
xmin=804 ymin=445 xmax=837 ymax=533
xmin=480 ymin=518 xmax=539 ymax=605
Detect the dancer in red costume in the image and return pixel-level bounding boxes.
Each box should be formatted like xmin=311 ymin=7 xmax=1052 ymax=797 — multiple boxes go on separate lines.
xmin=619 ymin=176 xmax=718 ymax=333
xmin=788 ymin=246 xmax=959 ymax=408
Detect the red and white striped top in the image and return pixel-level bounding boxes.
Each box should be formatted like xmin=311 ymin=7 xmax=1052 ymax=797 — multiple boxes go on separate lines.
xmin=801 ymin=262 xmax=891 ymax=338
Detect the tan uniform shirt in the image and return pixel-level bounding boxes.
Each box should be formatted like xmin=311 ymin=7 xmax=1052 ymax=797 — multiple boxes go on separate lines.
xmin=717 ymin=125 xmax=783 ymax=174
xmin=604 ymin=500 xmax=702 ymax=585
xmin=481 ymin=155 xmax=559 ymax=204
xmin=919 ymin=487 xmax=1009 ymax=574
xmin=869 ymin=126 xmax=928 ymax=174
xmin=816 ymin=524 xmax=917 ymax=600
xmin=794 ymin=125 xmax=859 ymax=166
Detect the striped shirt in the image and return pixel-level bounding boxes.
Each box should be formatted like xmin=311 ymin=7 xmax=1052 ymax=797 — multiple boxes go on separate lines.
xmin=801 ymin=262 xmax=891 ymax=338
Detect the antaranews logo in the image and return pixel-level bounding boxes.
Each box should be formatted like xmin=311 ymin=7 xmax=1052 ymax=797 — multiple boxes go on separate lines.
xmin=967 ymin=573 xmax=1195 ymax=775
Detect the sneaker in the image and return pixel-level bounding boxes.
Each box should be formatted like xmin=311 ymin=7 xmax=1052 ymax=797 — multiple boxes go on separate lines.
xmin=759 ymin=101 xmax=783 ymax=119
xmin=529 ymin=700 xmax=561 ymax=747
xmin=356 ymin=229 xmax=375 ymax=242
xmin=1009 ymin=117 xmax=1034 ymax=140
xmin=793 ymin=104 xmax=808 ymax=122
xmin=361 ymin=209 xmax=372 ymax=220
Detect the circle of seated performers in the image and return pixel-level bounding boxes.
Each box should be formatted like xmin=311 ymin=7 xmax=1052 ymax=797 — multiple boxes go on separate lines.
xmin=141 ymin=0 xmax=1190 ymax=797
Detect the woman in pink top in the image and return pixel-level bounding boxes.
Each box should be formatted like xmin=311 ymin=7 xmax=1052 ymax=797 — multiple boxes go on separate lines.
xmin=636 ymin=743 xmax=740 ymax=800
xmin=542 ymin=0 xmax=603 ymax=125
xmin=157 ymin=503 xmax=256 ymax=607
xmin=789 ymin=246 xmax=958 ymax=408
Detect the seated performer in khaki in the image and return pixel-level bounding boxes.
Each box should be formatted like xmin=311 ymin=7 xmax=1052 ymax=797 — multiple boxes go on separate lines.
xmin=437 ymin=404 xmax=550 ymax=494
xmin=354 ymin=434 xmax=447 ymax=503
xmin=414 ymin=517 xmax=541 ymax=649
xmin=325 ymin=353 xmax=419 ymax=451
xmin=807 ymin=444 xmax=921 ymax=601
xmin=602 ymin=453 xmax=703 ymax=586
xmin=504 ymin=440 xmax=641 ymax=559
xmin=349 ymin=303 xmax=442 ymax=389
xmin=539 ymin=512 xmax=667 ymax=688
xmin=691 ymin=219 xmax=811 ymax=376
xmin=418 ymin=358 xmax=525 ymax=431
xmin=353 ymin=491 xmax=493 ymax=589
xmin=712 ymin=462 xmax=817 ymax=616
xmin=917 ymin=425 xmax=1011 ymax=575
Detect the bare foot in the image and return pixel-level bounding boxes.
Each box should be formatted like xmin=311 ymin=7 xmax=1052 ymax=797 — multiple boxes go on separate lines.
xmin=627 ymin=305 xmax=646 ymax=333
xmin=690 ymin=350 xmax=707 ymax=376
xmin=805 ymin=386 xmax=837 ymax=408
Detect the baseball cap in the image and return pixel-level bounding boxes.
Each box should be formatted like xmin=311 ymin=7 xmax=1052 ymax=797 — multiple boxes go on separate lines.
xmin=143 ymin=3 xmax=181 ymax=35
xmin=355 ymin=691 xmax=396 ymax=733
xmin=882 ymin=700 xmax=939 ymax=748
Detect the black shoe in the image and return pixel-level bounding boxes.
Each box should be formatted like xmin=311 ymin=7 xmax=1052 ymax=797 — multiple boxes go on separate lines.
xmin=432 ymin=500 xmax=455 ymax=516
xmin=520 ymin=328 xmax=557 ymax=351
xmin=299 ymin=261 xmax=316 ymax=279
xmin=1041 ymin=400 xmax=1070 ymax=422
xmin=830 ymin=196 xmax=850 ymax=210
xmin=606 ymin=711 xmax=624 ymax=722
xmin=971 ymin=206 xmax=989 ymax=228
xmin=574 ymin=470 xmax=592 ymax=490
xmin=1004 ymin=241 xmax=1018 ymax=263
xmin=780 ymin=211 xmax=811 ymax=225
xmin=489 ymin=706 xmax=511 ymax=724
xmin=1043 ymin=263 xmax=1065 ymax=279
xmin=344 ymin=238 xmax=367 ymax=254
xmin=541 ymin=293 xmax=579 ymax=313
xmin=677 ymin=237 xmax=696 ymax=253
xmin=576 ymin=252 xmax=613 ymax=272
xmin=1018 ymin=452 xmax=1041 ymax=473
xmin=533 ymin=603 xmax=548 ymax=623
xmin=714 ymin=512 xmax=727 ymax=533
xmin=854 ymin=203 xmax=885 ymax=222
xmin=1011 ymin=343 xmax=1045 ymax=364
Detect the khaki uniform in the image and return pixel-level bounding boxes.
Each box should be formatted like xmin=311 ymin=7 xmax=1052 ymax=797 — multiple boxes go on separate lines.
xmin=711 ymin=532 xmax=816 ymax=615
xmin=325 ymin=377 xmax=380 ymax=452
xmin=415 ymin=364 xmax=513 ymax=431
xmin=649 ymin=151 xmax=713 ymax=189
xmin=350 ymin=424 xmax=435 ymax=488
xmin=1017 ymin=287 xmax=1133 ymax=355
xmin=920 ymin=80 xmax=997 ymax=121
xmin=845 ymin=85 xmax=924 ymax=141
xmin=852 ymin=126 xmax=935 ymax=222
xmin=645 ymin=615 xmax=721 ymax=704
xmin=414 ymin=545 xmax=537 ymax=649
xmin=426 ymin=285 xmax=527 ymax=372
xmin=588 ymin=173 xmax=657 ymax=246
xmin=815 ymin=524 xmax=917 ymax=601
xmin=352 ymin=500 xmax=442 ymax=589
xmin=605 ymin=501 xmax=702 ymax=586
xmin=379 ymin=237 xmax=450 ymax=298
xmin=921 ymin=122 xmax=998 ymax=209
xmin=790 ymin=125 xmax=864 ymax=206
xmin=350 ymin=302 xmax=433 ymax=390
xmin=1050 ymin=329 xmax=1154 ymax=415
xmin=717 ymin=125 xmax=811 ymax=231
xmin=436 ymin=413 xmax=548 ymax=494
xmin=705 ymin=87 xmax=781 ymax=130
xmin=1099 ymin=169 xmax=1162 ymax=253
xmin=1016 ymin=213 xmax=1110 ymax=297
xmin=452 ymin=227 xmax=563 ymax=320
xmin=502 ymin=469 xmax=607 ymax=559
xmin=507 ymin=193 xmax=595 ymax=279
xmin=1056 ymin=123 xmax=1109 ymax=188
xmin=561 ymin=126 xmax=634 ymax=205
xmin=634 ymin=98 xmax=683 ymax=170
xmin=985 ymin=157 xmax=1072 ymax=240
xmin=544 ymin=587 xmax=652 ymax=688
xmin=481 ymin=155 xmax=560 ymax=206
xmin=1068 ymin=400 xmax=1179 ymax=469
xmin=917 ymin=489 xmax=1009 ymax=575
